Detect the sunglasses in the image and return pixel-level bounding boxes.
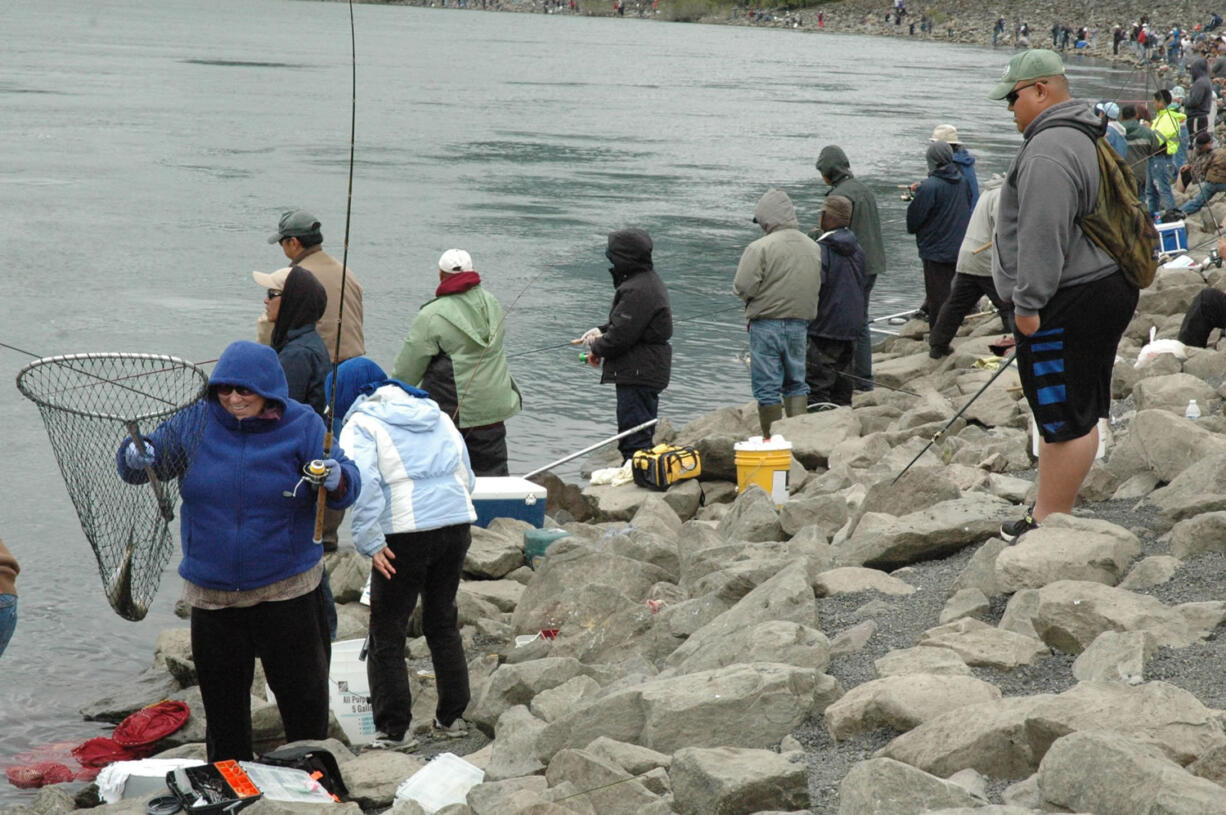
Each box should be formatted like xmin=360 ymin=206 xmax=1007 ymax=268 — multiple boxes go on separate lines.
xmin=265 ymin=289 xmax=282 ymax=300
xmin=1005 ymin=80 xmax=1044 ymax=105
xmin=216 ymin=384 xmax=255 ymax=397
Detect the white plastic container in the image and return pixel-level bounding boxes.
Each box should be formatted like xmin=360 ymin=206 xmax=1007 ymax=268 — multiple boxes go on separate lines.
xmin=393 ymin=752 xmax=485 ymax=813
xmin=327 ymin=638 xmax=376 ymax=746
xmin=1186 ymin=399 xmax=1202 ymax=420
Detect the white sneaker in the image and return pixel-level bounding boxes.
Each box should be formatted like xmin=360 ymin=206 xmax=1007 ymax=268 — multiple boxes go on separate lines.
xmin=367 ymin=731 xmax=419 ymax=752
xmin=431 ymin=717 xmax=470 ymax=739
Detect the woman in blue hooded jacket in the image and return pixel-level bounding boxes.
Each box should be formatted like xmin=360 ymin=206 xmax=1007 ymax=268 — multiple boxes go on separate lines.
xmin=117 ymin=340 xmax=360 ymax=762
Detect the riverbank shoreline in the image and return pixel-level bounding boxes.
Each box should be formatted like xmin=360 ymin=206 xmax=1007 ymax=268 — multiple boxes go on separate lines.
xmin=354 ymin=0 xmax=1225 ymax=78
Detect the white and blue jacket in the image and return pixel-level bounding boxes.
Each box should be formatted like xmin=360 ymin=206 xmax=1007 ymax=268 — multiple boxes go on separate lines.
xmin=338 ymin=382 xmax=476 ymax=557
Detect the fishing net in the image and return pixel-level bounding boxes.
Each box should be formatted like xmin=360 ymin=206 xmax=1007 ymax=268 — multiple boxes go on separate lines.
xmin=16 ymin=353 xmax=209 ymax=621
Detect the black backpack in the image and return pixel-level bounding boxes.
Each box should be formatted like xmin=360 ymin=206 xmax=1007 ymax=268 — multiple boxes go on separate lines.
xmin=257 ymin=746 xmax=349 ymax=801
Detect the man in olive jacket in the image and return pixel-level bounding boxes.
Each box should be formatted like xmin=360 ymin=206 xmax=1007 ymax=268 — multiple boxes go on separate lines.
xmin=734 ymin=188 xmax=822 ymax=439
xmin=574 ymin=228 xmax=672 ymax=463
xmin=393 ymin=249 xmax=522 ymax=476
xmin=816 ymin=146 xmax=886 ymax=391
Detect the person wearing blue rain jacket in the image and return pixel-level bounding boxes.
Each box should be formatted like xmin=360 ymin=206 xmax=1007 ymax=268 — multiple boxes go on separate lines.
xmin=333 ymin=358 xmax=476 ymax=751
xmin=930 ymin=124 xmax=979 ymax=208
xmin=116 ymin=339 xmax=360 ymax=763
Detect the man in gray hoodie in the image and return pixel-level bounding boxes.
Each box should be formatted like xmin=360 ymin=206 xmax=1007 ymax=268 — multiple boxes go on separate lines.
xmin=734 ymin=188 xmax=822 ymax=438
xmin=989 ymin=49 xmax=1140 ymax=542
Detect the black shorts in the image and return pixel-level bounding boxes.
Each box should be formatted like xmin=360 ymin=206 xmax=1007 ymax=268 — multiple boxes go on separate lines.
xmin=1015 ymin=270 xmax=1138 ymax=443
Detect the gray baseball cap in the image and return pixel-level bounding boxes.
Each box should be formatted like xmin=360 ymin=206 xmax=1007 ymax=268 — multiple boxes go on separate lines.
xmin=267 ymin=209 xmax=321 ymax=244
xmin=988 ymin=49 xmax=1066 ymax=100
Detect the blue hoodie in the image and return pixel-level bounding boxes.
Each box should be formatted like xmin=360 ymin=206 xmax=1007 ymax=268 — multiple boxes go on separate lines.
xmin=338 ymin=381 xmax=476 ymax=557
xmin=951 ymin=147 xmax=980 ymax=209
xmin=117 ymin=340 xmax=360 ymax=591
xmin=906 ymin=142 xmax=973 ymax=264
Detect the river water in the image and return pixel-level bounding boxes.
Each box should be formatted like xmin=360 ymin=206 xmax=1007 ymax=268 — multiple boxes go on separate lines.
xmin=0 ymin=0 xmax=1148 ymax=803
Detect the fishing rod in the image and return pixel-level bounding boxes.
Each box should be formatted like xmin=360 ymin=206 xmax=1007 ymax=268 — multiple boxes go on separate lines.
xmin=522 ymin=418 xmax=658 ymax=478
xmin=892 ymin=353 xmax=1016 ymax=483
xmin=314 ymin=0 xmax=358 ymax=544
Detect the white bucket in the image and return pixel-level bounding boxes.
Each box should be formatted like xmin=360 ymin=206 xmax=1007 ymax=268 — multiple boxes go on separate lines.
xmin=328 ymin=638 xmax=376 ymax=746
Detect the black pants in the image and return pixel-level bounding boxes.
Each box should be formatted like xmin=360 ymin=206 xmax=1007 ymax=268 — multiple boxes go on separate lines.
xmin=367 ymin=524 xmax=471 ymax=739
xmin=920 ymin=259 xmax=957 ymax=323
xmin=615 ymin=385 xmax=660 ymax=462
xmin=1178 ymin=288 xmax=1226 ymax=347
xmin=929 ymin=273 xmax=1015 ymax=349
xmin=853 ymin=274 xmax=877 ymax=388
xmin=461 ymin=422 xmax=508 ymax=476
xmin=191 ymin=582 xmax=331 ymax=762
xmin=806 ymin=336 xmax=855 ymax=406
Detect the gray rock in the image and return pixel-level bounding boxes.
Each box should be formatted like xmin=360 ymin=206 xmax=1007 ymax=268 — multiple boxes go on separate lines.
xmin=778 ymin=494 xmax=849 ymax=539
xmin=631 ymin=495 xmax=683 ymax=540
xmin=1111 ymin=471 xmax=1161 ymax=501
xmin=666 ymin=620 xmax=831 ymax=676
xmin=938 ymin=588 xmax=991 ymax=624
xmin=582 ymin=483 xmax=654 ymax=522
xmin=715 ymin=484 xmax=784 ymax=542
xmin=1037 ymin=730 xmax=1226 ymax=814
xmin=837 ymin=757 xmax=984 ymax=815
xmin=605 ymin=530 xmax=682 ymax=582
xmin=1031 ymin=580 xmax=1226 ymax=653
xmin=529 ymin=674 xmax=603 ymax=723
xmin=994 ymin=515 xmax=1141 ymax=592
xmin=460 ymin=579 xmax=524 ymax=613
xmin=837 ymin=494 xmax=1016 ymax=569
xmin=80 ymin=664 xmax=182 ymax=723
xmin=535 ymin=663 xmax=822 ymax=757
xmin=1131 ymin=373 xmax=1219 ymax=417
xmin=1071 ymin=630 xmax=1152 ymax=684
xmin=486 ymin=705 xmax=548 ymax=781
xmin=584 ymin=737 xmax=672 ymax=775
xmin=824 ymin=673 xmax=1002 ymax=740
xmin=327 ymin=548 xmax=371 ymax=603
xmin=154 ymin=628 xmax=195 ymax=689
xmin=340 ymin=750 xmax=426 ymax=809
xmin=917 ymin=617 xmax=1050 ymax=670
xmin=952 ymin=538 xmax=1008 ymax=598
xmin=470 ymin=657 xmax=585 ymax=730
xmin=1169 ymin=511 xmax=1226 ymax=558
xmin=545 ymin=748 xmax=661 ymax=814
xmin=1119 ymin=555 xmax=1182 ymax=590
xmin=873 ymin=646 xmax=971 ymax=678
xmin=814 ymin=566 xmax=916 ymax=597
xmin=830 ymin=619 xmax=877 ymax=656
xmin=772 ymin=408 xmax=862 ymax=469
xmin=1147 ymin=450 xmax=1226 ymax=521
xmin=467 ymin=777 xmax=549 ymax=815
xmin=510 ymin=545 xmax=670 ymax=633
xmin=466 ymin=525 xmax=527 ymax=579
xmin=669 ymin=746 xmax=808 ymax=815
xmin=998 ymin=589 xmax=1042 ymax=640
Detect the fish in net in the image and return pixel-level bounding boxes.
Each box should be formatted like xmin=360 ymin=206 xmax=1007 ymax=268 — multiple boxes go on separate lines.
xmin=16 ymin=353 xmax=209 ymax=621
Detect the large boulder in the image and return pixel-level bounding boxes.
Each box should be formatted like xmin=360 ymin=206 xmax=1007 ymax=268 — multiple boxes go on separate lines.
xmin=715 ymin=484 xmax=784 ymax=542
xmin=1037 ymin=730 xmax=1226 ymax=814
xmin=771 ymin=407 xmax=862 ymax=469
xmin=665 ymin=620 xmax=830 ymax=676
xmin=837 ymin=495 xmax=1016 ymax=569
xmin=535 ymin=663 xmax=826 ymax=758
xmin=1131 ymin=372 xmax=1219 ymax=416
xmin=993 ymin=514 xmax=1141 ymax=592
xmin=1147 ymin=450 xmax=1226 ymax=521
xmin=1169 ymin=511 xmax=1226 ymax=558
xmin=824 ymin=674 xmax=1002 ymax=740
xmin=837 ymin=757 xmax=985 ymax=815
xmin=544 ymin=748 xmax=662 ymax=814
xmin=1117 ymin=408 xmax=1226 ymax=482
xmin=669 ymin=746 xmax=808 ymax=815
xmin=916 ymin=618 xmax=1050 ymax=670
xmin=470 ymin=657 xmax=586 ymax=731
xmin=466 ymin=524 xmax=528 ymax=579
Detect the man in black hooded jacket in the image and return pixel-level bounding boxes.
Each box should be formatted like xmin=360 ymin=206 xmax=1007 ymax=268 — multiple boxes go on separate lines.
xmin=907 ymin=141 xmax=974 ymax=325
xmin=1187 ymin=57 xmax=1214 ymax=137
xmin=573 ymin=228 xmax=673 ymax=462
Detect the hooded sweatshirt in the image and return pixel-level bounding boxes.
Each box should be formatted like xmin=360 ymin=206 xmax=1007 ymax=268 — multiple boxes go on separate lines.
xmin=116 ymin=340 xmax=360 ymax=592
xmin=733 ymin=189 xmax=822 ymax=321
xmin=810 ymin=227 xmax=867 ymax=340
xmin=271 ymin=266 xmax=330 ymax=417
xmin=339 ymin=381 xmax=476 ymax=556
xmin=589 ymin=228 xmax=673 ymax=391
xmin=906 ymin=142 xmax=973 ymax=264
xmin=392 ymin=278 xmax=522 ymax=428
xmin=815 ymin=146 xmax=887 ymax=278
xmin=992 ymin=99 xmax=1120 ymax=317
xmin=951 ymin=146 xmax=980 ymax=208
xmin=1187 ymin=58 xmax=1213 ymax=119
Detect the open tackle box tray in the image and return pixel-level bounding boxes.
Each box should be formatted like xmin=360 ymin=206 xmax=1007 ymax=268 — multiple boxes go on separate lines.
xmin=166 ymin=761 xmax=262 ymax=814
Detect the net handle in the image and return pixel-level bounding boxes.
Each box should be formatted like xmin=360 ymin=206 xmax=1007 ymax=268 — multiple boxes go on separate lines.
xmin=125 ymin=421 xmax=174 ymax=523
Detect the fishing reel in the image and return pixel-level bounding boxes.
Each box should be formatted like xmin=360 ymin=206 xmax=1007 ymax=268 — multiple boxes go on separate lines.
xmin=284 ymin=460 xmax=329 ymax=498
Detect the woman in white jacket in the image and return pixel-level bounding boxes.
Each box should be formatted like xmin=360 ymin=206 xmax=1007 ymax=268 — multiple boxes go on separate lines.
xmin=332 ymin=358 xmax=476 ymax=751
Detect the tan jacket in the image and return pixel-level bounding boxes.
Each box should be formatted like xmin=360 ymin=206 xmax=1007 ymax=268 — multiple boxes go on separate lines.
xmin=733 ymin=189 xmax=821 ymax=321
xmin=1191 ymin=146 xmax=1226 ymax=185
xmin=0 ymin=539 xmax=18 ymax=596
xmin=258 ymin=246 xmax=365 ymax=363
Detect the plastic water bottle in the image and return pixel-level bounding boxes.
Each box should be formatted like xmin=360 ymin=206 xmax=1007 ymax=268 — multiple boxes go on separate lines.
xmin=1186 ymin=399 xmax=1202 ymax=420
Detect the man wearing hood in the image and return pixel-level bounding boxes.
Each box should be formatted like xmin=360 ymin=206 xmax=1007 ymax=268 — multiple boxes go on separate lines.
xmin=930 ymin=124 xmax=980 ymax=208
xmin=573 ymin=229 xmax=672 ymax=463
xmin=988 ymin=49 xmax=1139 ymax=543
xmin=806 ymin=196 xmax=866 ymax=407
xmin=1187 ymin=57 xmax=1214 ymax=136
xmin=393 ymin=249 xmax=522 ymax=476
xmin=733 ymin=188 xmax=822 ymax=438
xmin=815 ymin=146 xmax=885 ymax=390
xmin=906 ymin=141 xmax=973 ymax=327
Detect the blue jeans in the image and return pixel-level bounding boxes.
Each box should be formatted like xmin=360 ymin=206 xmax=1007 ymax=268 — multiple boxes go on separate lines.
xmin=0 ymin=594 xmax=16 ymax=657
xmin=1146 ymin=155 xmax=1175 ymax=213
xmin=747 ymin=318 xmax=809 ymax=405
xmin=1181 ymin=180 xmax=1226 ymax=215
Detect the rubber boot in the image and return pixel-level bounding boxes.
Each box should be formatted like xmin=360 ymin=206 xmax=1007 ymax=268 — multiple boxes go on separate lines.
xmin=757 ymin=404 xmax=784 ymax=439
xmin=782 ymin=394 xmax=808 ymax=418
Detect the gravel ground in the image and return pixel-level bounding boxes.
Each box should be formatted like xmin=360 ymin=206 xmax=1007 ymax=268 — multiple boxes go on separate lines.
xmin=791 ymin=478 xmax=1226 ymax=813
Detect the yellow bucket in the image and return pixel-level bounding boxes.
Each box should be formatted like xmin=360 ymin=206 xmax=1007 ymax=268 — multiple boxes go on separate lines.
xmin=734 ymin=434 xmax=792 ymax=506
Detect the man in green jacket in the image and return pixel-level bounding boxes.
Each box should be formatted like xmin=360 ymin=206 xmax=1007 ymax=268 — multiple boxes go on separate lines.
xmin=393 ymin=249 xmax=522 ymax=476
xmin=815 ymin=146 xmax=886 ymax=391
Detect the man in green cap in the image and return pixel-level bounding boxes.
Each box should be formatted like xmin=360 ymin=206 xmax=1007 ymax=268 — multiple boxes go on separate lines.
xmin=988 ymin=49 xmax=1140 ymax=543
